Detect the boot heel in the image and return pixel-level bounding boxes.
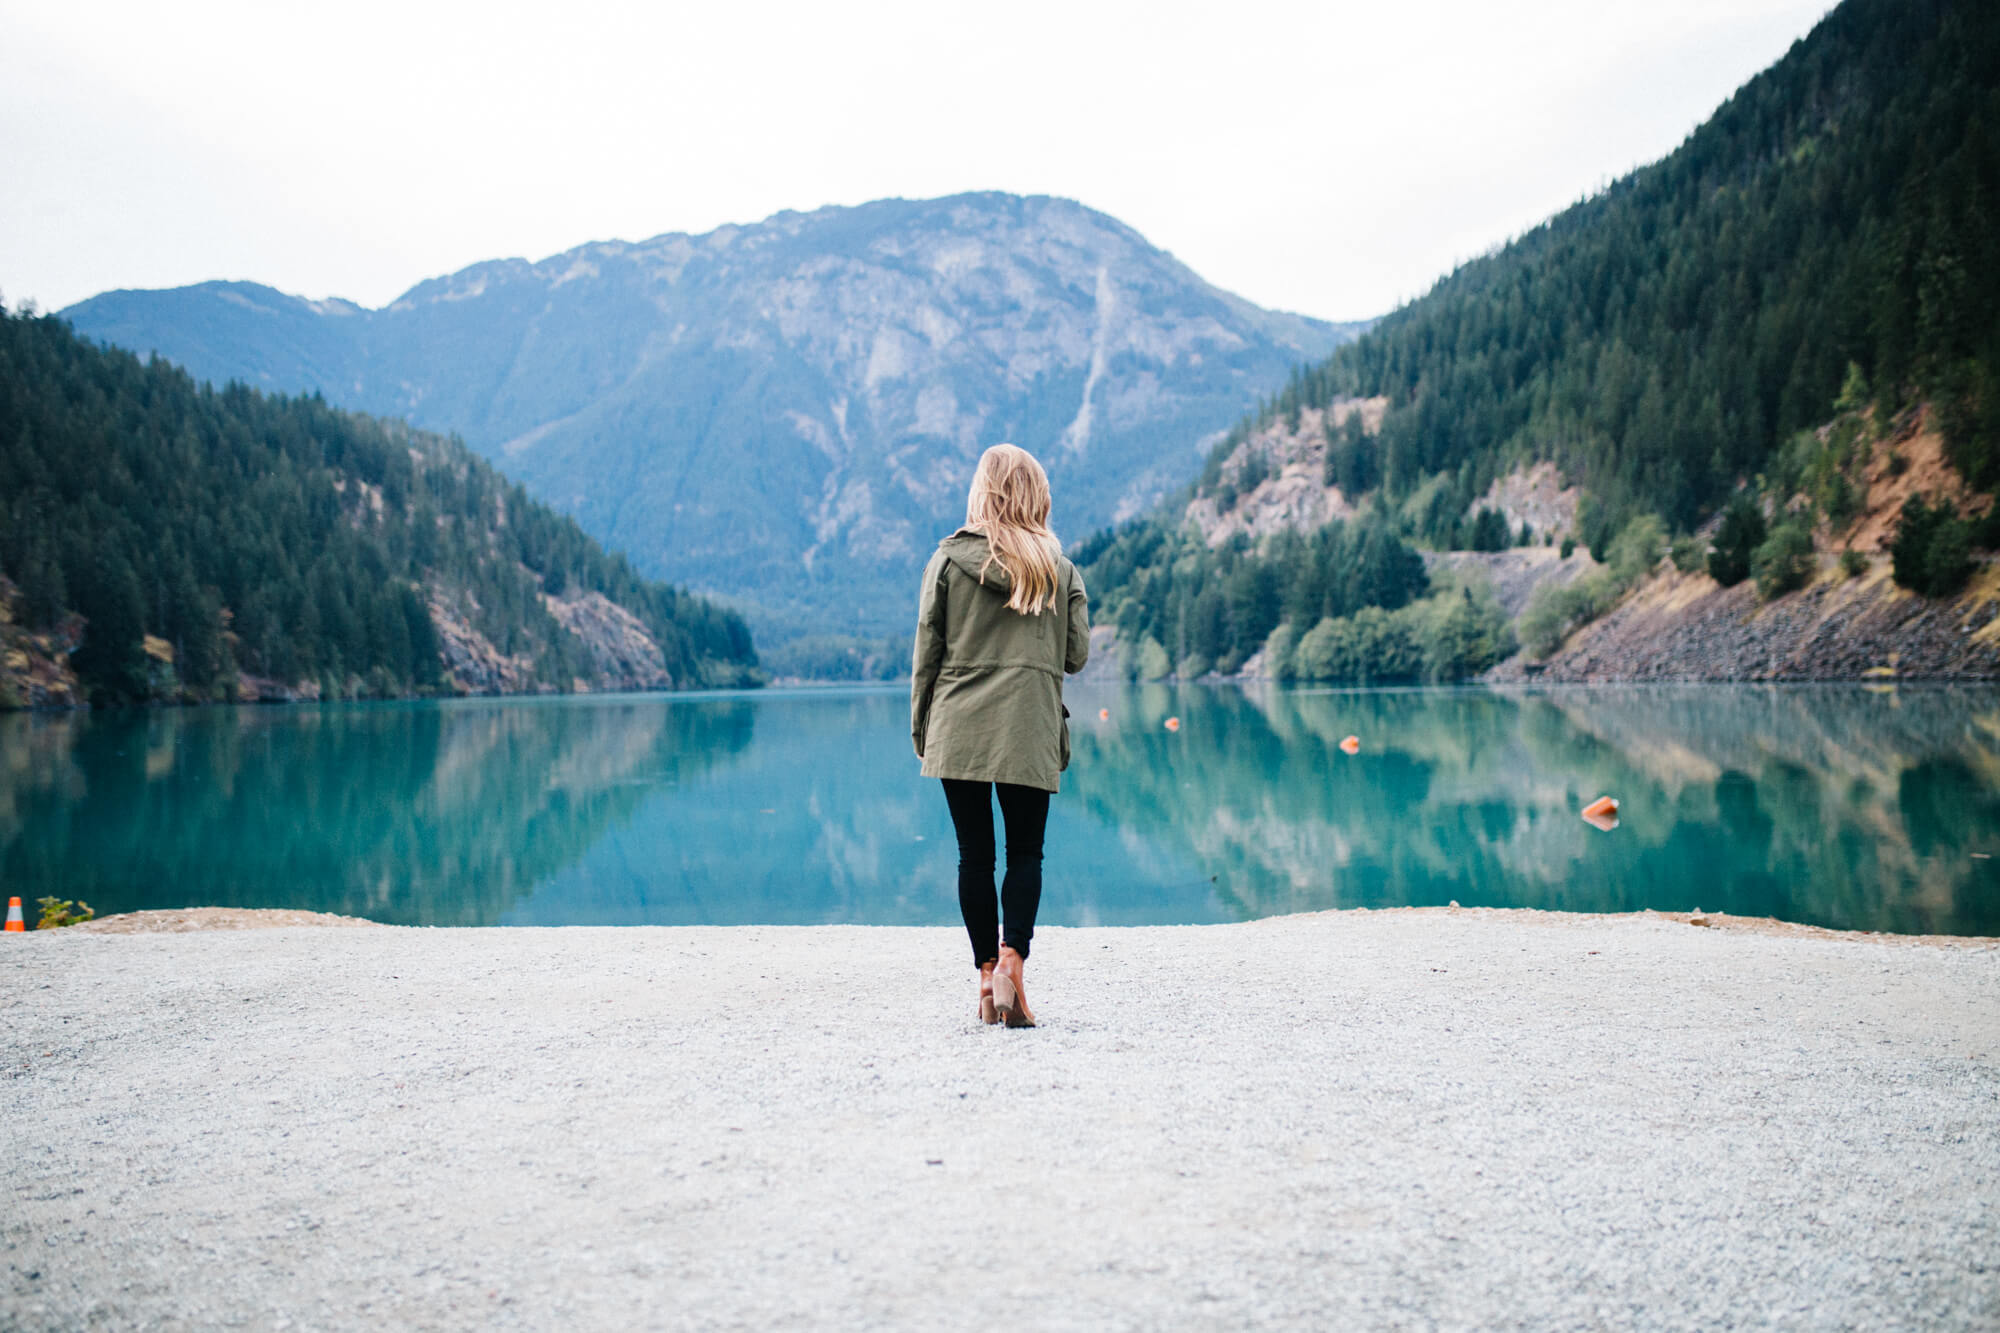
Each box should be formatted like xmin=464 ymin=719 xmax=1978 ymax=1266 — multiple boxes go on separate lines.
xmin=990 ymin=970 xmax=1020 ymax=1025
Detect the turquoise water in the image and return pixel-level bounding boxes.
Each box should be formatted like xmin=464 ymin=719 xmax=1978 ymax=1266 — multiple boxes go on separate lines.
xmin=3 ymin=684 xmax=1997 ymax=934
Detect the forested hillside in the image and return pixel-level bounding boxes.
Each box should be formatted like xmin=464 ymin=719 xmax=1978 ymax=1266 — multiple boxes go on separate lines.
xmin=0 ymin=308 xmax=758 ymax=706
xmin=1084 ymin=0 xmax=2000 ymax=682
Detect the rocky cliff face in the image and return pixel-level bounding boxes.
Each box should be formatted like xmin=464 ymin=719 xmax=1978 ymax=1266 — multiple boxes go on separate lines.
xmin=1184 ymin=399 xmax=1386 ymax=547
xmin=542 ymin=592 xmax=673 ymax=692
xmin=65 ymin=193 xmax=1364 ymax=635
xmin=420 ymin=589 xmax=678 ymax=696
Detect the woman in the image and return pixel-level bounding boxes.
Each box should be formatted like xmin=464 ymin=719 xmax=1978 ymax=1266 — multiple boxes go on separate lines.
xmin=911 ymin=443 xmax=1089 ymax=1028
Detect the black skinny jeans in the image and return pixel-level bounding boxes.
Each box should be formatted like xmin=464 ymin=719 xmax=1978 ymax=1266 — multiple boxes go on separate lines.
xmin=940 ymin=779 xmax=1049 ymax=967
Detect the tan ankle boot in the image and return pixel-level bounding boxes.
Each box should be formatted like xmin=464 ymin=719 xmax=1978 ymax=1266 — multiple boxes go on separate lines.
xmin=978 ymin=961 xmax=999 ymax=1025
xmin=991 ymin=946 xmax=1036 ymax=1028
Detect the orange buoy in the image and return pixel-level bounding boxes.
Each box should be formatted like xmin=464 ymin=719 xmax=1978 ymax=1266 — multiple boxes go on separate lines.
xmin=1582 ymin=795 xmax=1618 ymax=820
xmin=4 ymin=897 xmax=23 ymax=932
xmin=1582 ymin=808 xmax=1620 ymax=833
xmin=1164 ymin=716 xmax=1181 ymax=732
xmin=1098 ymin=708 xmax=1109 ymax=721
xmin=1339 ymin=735 xmax=1360 ymax=755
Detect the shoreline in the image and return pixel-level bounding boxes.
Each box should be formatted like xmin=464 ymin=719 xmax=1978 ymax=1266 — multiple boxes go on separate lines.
xmin=12 ymin=673 xmax=2000 ymax=716
xmin=47 ymin=902 xmax=2000 ymax=948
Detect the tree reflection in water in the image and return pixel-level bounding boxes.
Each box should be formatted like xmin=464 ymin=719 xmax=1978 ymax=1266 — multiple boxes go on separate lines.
xmin=1063 ymin=684 xmax=2000 ymax=936
xmin=3 ymin=686 xmax=1994 ymax=934
xmin=0 ymin=696 xmax=755 ymax=925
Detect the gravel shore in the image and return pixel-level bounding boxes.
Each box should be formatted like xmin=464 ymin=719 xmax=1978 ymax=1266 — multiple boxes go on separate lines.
xmin=5 ymin=911 xmax=1997 ymax=1330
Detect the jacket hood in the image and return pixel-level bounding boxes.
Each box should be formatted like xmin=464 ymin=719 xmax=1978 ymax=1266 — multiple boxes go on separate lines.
xmin=939 ymin=529 xmax=1013 ymax=593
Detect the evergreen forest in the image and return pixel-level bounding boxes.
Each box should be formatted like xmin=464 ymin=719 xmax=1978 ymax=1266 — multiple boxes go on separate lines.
xmin=0 ymin=307 xmax=759 ymax=705
xmin=1083 ymin=0 xmax=1999 ymax=678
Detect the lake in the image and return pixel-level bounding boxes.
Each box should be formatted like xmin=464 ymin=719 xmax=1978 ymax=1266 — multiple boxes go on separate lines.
xmin=3 ymin=684 xmax=1997 ymax=935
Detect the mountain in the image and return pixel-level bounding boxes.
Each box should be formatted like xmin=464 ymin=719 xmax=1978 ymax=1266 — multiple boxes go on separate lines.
xmin=63 ymin=193 xmax=1362 ymax=635
xmin=1082 ymin=0 xmax=2000 ymax=683
xmin=0 ymin=308 xmax=759 ymax=707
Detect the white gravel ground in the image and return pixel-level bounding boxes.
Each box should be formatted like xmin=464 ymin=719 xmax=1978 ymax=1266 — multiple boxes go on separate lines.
xmin=4 ymin=911 xmax=1998 ymax=1331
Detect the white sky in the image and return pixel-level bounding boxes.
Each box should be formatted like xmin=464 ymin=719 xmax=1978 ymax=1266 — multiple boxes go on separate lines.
xmin=3 ymin=0 xmax=1832 ymax=323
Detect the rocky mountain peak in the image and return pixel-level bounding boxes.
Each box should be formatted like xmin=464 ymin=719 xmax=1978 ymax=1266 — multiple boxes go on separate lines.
xmin=64 ymin=192 xmax=1367 ymax=634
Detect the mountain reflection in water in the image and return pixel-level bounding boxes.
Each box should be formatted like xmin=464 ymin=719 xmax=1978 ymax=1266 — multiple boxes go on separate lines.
xmin=1 ymin=685 xmax=1994 ymax=934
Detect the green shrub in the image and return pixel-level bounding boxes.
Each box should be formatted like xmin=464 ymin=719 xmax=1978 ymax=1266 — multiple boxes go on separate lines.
xmin=1348 ymin=607 xmax=1423 ymax=682
xmin=1519 ymin=571 xmax=1615 ymax=658
xmin=1840 ymin=549 xmax=1869 ymax=578
xmin=1288 ymin=603 xmax=1436 ymax=684
xmin=36 ymin=897 xmax=94 ymax=929
xmin=1559 ymin=537 xmax=1575 ymax=559
xmin=1514 ymin=512 xmax=1669 ymax=657
xmin=1708 ymin=493 xmax=1767 ymax=587
xmin=1128 ymin=635 xmax=1171 ymax=682
xmin=1261 ymin=623 xmax=1300 ymax=682
xmin=1890 ymin=495 xmax=1974 ymax=598
xmin=1293 ymin=616 xmax=1357 ymax=682
xmin=1417 ymin=584 xmax=1515 ymax=681
xmin=1670 ymin=535 xmax=1706 ymax=573
xmin=1752 ymin=522 xmax=1816 ymax=598
xmin=1607 ymin=513 xmax=1667 ymax=582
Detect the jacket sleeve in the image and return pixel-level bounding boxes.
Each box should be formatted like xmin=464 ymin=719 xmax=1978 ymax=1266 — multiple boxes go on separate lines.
xmin=1064 ymin=563 xmax=1091 ymax=675
xmin=911 ymin=553 xmax=949 ymax=758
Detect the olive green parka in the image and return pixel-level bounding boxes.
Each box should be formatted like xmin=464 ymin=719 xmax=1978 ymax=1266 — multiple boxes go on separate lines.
xmin=910 ymin=529 xmax=1090 ymax=793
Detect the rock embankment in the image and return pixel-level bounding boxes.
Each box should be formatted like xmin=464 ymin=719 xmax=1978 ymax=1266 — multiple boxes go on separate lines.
xmin=1488 ymin=559 xmax=2000 ymax=682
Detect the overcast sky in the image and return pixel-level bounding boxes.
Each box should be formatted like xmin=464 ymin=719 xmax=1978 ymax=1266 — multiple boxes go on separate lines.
xmin=4 ymin=0 xmax=1831 ymax=323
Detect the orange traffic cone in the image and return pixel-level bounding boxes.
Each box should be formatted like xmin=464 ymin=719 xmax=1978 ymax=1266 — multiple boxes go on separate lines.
xmin=4 ymin=897 xmax=23 ymax=932
xmin=1164 ymin=716 xmax=1181 ymax=732
xmin=1340 ymin=735 xmax=1360 ymax=755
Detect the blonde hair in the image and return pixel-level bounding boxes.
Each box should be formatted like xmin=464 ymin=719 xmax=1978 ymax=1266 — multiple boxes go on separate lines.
xmin=965 ymin=443 xmax=1062 ymax=615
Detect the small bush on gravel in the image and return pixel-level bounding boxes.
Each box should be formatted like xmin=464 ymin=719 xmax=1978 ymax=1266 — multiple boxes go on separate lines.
xmin=1840 ymin=549 xmax=1870 ymax=578
xmin=36 ymin=897 xmax=94 ymax=929
xmin=1670 ymin=535 xmax=1706 ymax=573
